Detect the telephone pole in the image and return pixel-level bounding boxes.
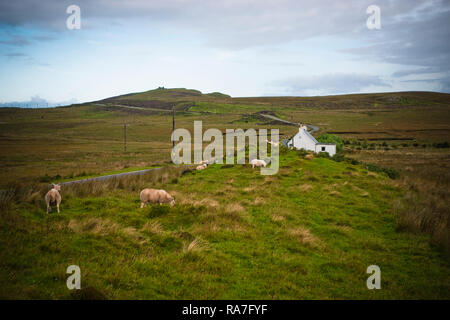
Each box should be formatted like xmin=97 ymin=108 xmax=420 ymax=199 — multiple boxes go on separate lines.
xmin=123 ymin=123 xmax=127 ymax=152
xmin=172 ymin=106 xmax=175 ymax=150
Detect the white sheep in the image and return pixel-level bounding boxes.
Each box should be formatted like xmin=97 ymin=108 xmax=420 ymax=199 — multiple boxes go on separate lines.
xmin=45 ymin=184 xmax=61 ymax=213
xmin=140 ymin=188 xmax=175 ymax=208
xmin=196 ymin=164 xmax=207 ymax=170
xmin=250 ymin=159 xmax=267 ymax=168
xmin=266 ymin=139 xmax=279 ymax=147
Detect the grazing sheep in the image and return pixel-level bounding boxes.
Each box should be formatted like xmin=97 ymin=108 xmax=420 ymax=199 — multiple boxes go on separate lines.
xmin=250 ymin=159 xmax=267 ymax=168
xmin=304 ymin=154 xmax=314 ymax=160
xmin=140 ymin=188 xmax=175 ymax=208
xmin=196 ymin=164 xmax=207 ymax=170
xmin=266 ymin=139 xmax=279 ymax=147
xmin=45 ymin=184 xmax=61 ymax=213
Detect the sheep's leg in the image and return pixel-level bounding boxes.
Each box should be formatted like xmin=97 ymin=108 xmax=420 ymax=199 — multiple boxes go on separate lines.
xmin=57 ymin=203 xmax=60 ymax=213
xmin=140 ymin=202 xmax=145 ymax=208
xmin=46 ymin=203 xmax=50 ymax=214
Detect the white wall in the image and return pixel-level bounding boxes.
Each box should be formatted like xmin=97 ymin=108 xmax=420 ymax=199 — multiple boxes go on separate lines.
xmin=289 ymin=127 xmax=337 ymax=156
xmin=292 ymin=130 xmax=316 ymax=152
xmin=315 ymin=144 xmax=336 ymax=156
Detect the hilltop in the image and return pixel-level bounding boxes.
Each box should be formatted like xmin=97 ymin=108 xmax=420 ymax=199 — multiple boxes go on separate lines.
xmin=98 ymin=88 xmax=232 ymax=111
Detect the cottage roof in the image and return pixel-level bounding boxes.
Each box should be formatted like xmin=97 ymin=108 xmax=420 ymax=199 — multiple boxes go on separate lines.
xmin=303 ymin=130 xmax=318 ymax=144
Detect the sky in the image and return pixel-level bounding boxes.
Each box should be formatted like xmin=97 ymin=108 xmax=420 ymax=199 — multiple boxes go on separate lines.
xmin=0 ymin=0 xmax=449 ymax=105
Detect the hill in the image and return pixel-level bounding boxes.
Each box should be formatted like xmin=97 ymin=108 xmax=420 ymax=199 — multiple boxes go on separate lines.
xmin=1 ymin=150 xmax=449 ymax=299
xmin=0 ymin=89 xmax=449 ymax=299
xmin=98 ymin=87 xmax=232 ymax=111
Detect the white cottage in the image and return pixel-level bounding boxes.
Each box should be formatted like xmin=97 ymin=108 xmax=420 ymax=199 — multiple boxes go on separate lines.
xmin=287 ymin=124 xmax=336 ymax=156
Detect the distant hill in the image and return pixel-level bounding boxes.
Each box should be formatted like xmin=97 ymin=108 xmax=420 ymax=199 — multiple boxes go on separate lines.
xmin=96 ymin=87 xmax=232 ymax=111
xmin=94 ymin=88 xmax=450 ymax=112
xmin=233 ymin=91 xmax=450 ymax=110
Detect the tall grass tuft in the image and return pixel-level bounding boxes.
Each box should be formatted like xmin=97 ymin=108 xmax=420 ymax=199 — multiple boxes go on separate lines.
xmin=395 ymin=173 xmax=450 ymax=252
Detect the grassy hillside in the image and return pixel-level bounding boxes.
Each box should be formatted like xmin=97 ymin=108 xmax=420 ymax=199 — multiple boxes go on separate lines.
xmin=1 ymin=151 xmax=449 ymax=299
xmin=0 ymin=89 xmax=449 ymax=299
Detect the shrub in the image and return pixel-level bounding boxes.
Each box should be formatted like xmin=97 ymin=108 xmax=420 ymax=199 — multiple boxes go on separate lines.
xmin=316 ymin=134 xmax=344 ymax=153
xmin=365 ymin=163 xmax=400 ymax=179
xmin=331 ymin=154 xmax=346 ymax=162
xmin=39 ymin=174 xmax=61 ymax=183
xmin=432 ymin=142 xmax=449 ymax=148
xmin=316 ymin=152 xmax=330 ymax=159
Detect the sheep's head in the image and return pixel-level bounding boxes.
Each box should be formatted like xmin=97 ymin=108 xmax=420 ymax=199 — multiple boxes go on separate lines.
xmin=169 ymin=198 xmax=175 ymax=207
xmin=52 ymin=184 xmax=61 ymax=191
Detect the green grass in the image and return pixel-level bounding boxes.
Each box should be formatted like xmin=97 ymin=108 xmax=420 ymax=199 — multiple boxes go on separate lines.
xmin=1 ymin=151 xmax=448 ymax=299
xmin=50 ymin=165 xmax=162 ymax=183
xmin=0 ymin=89 xmax=449 ymax=299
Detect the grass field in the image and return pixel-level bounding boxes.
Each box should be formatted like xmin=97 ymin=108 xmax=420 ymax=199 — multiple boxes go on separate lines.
xmin=0 ymin=88 xmax=449 ymax=299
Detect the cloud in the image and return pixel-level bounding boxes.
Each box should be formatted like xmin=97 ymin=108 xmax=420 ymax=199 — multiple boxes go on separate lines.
xmin=341 ymin=1 xmax=450 ymax=88
xmin=1 ymin=0 xmax=449 ymax=96
xmin=0 ymin=34 xmax=30 ymax=46
xmin=392 ymin=67 xmax=442 ymax=78
xmin=0 ymin=1 xmax=440 ymax=45
xmin=0 ymin=95 xmax=77 ymax=108
xmin=401 ymin=77 xmax=450 ymax=93
xmin=272 ymin=73 xmax=391 ymax=96
xmin=4 ymin=52 xmax=28 ymax=58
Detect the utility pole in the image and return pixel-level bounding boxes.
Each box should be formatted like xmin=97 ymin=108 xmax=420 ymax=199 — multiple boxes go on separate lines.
xmin=172 ymin=106 xmax=175 ymax=150
xmin=123 ymin=123 xmax=127 ymax=152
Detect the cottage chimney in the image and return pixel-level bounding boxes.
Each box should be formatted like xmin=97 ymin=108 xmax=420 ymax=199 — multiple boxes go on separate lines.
xmin=299 ymin=123 xmax=306 ymax=132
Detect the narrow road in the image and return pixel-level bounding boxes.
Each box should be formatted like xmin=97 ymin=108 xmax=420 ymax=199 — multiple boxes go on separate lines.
xmin=258 ymin=113 xmax=319 ymax=133
xmin=59 ymin=167 xmax=162 ymax=186
xmin=94 ymin=103 xmax=172 ymax=113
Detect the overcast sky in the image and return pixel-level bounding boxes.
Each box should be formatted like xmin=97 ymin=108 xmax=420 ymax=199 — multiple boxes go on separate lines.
xmin=0 ymin=0 xmax=449 ymax=104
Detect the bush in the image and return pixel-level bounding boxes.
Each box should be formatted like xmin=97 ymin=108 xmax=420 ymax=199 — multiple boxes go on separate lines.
xmin=365 ymin=164 xmax=400 ymax=179
xmin=39 ymin=174 xmax=61 ymax=183
xmin=316 ymin=134 xmax=344 ymax=153
xmin=432 ymin=142 xmax=449 ymax=148
xmin=316 ymin=152 xmax=330 ymax=158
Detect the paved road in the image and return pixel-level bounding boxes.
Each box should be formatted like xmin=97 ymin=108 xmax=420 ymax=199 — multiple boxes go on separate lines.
xmin=59 ymin=167 xmax=163 ymax=186
xmin=258 ymin=113 xmax=319 ymax=133
xmin=94 ymin=103 xmax=173 ymax=113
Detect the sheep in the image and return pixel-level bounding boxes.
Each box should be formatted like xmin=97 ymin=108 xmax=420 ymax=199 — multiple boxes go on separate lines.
xmin=196 ymin=164 xmax=207 ymax=170
xmin=250 ymin=159 xmax=267 ymax=168
xmin=45 ymin=183 xmax=61 ymax=213
xmin=266 ymin=139 xmax=279 ymax=147
xmin=140 ymin=188 xmax=175 ymax=208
